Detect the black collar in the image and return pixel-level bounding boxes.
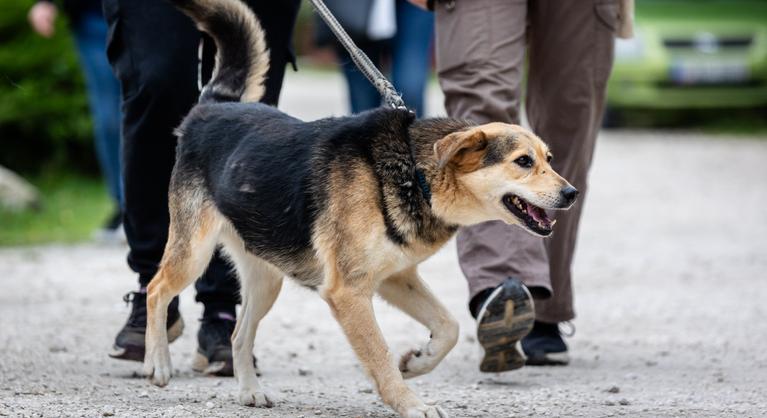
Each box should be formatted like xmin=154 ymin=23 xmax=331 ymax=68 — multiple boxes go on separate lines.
xmin=415 ymin=168 xmax=432 ymax=206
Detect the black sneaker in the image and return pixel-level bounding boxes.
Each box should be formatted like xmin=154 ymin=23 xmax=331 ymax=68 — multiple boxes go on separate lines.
xmin=109 ymin=290 xmax=184 ymax=362
xmin=475 ymin=278 xmax=535 ymax=372
xmin=192 ymin=311 xmax=239 ymax=376
xmin=522 ymin=321 xmax=570 ymax=365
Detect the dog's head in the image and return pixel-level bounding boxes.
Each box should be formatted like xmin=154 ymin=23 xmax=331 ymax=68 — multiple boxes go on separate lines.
xmin=432 ymin=123 xmax=578 ymax=237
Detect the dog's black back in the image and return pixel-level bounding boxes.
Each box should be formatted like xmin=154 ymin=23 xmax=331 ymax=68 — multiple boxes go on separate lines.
xmin=174 ymin=102 xmax=420 ymax=276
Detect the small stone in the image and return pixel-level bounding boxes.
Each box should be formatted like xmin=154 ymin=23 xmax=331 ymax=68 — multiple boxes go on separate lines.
xmin=101 ymin=405 xmax=115 ymax=416
xmin=308 ymin=343 xmax=316 ymax=351
xmin=358 ymin=388 xmax=373 ymax=394
xmin=205 ymin=401 xmax=215 ymax=408
xmin=48 ymin=345 xmax=68 ymax=353
xmin=298 ymin=368 xmax=312 ymax=376
xmin=138 ymin=391 xmax=149 ymax=398
xmin=606 ymin=386 xmax=620 ymax=394
xmin=605 ymin=401 xmax=616 ymax=406
xmin=314 ymin=409 xmax=323 ymax=415
xmin=619 ymin=399 xmax=630 ymax=406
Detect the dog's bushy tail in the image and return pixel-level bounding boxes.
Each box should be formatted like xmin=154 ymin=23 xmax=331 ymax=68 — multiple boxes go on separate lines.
xmin=169 ymin=0 xmax=268 ymax=103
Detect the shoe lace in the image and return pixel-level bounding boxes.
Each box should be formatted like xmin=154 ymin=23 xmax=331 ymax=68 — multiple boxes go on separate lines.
xmin=122 ymin=291 xmax=147 ymax=327
xmin=558 ymin=321 xmax=576 ymax=338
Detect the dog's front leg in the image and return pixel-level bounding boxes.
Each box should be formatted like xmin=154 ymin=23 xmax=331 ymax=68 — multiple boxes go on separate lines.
xmin=322 ymin=280 xmax=448 ymax=418
xmin=378 ymin=268 xmax=459 ymax=379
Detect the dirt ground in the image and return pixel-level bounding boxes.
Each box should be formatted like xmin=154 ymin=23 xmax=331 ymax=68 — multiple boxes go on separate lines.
xmin=2 ymin=73 xmax=767 ymax=417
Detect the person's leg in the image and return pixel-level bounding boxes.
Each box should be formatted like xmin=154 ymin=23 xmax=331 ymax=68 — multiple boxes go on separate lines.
xmin=71 ymin=13 xmax=123 ymax=209
xmin=104 ymin=0 xmax=211 ymax=291
xmin=520 ymin=0 xmax=617 ymax=364
xmin=102 ymin=0 xmax=198 ymax=361
xmin=435 ymin=0 xmax=544 ymax=373
xmin=335 ymin=40 xmax=386 ymax=113
xmin=525 ymin=0 xmax=618 ymax=324
xmin=391 ymin=0 xmax=433 ymax=117
xmin=435 ymin=0 xmax=551 ymax=304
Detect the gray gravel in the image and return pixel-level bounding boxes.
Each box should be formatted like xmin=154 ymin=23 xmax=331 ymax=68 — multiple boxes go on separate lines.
xmin=2 ymin=72 xmax=767 ymax=417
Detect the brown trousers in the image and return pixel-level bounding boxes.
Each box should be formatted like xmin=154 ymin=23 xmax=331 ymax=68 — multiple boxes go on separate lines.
xmin=435 ymin=0 xmax=618 ymax=322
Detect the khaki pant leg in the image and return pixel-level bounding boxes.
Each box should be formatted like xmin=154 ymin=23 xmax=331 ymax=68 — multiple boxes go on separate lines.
xmin=435 ymin=0 xmax=554 ymax=300
xmin=525 ymin=0 xmax=618 ymax=322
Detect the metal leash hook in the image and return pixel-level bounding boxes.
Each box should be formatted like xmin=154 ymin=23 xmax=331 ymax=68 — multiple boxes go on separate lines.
xmin=309 ymin=0 xmax=410 ymax=111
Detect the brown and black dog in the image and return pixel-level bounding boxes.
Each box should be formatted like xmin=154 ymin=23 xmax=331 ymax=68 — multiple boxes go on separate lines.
xmin=143 ymin=1 xmax=578 ymax=417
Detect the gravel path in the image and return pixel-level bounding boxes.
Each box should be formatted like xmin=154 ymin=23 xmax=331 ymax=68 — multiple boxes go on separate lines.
xmin=2 ymin=73 xmax=767 ymax=417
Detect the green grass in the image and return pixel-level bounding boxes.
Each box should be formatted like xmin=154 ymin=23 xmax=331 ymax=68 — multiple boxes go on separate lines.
xmin=0 ymin=174 xmax=114 ymax=246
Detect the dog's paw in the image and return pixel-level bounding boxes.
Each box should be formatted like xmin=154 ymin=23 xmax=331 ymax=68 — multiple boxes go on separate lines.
xmin=402 ymin=404 xmax=448 ymax=418
xmin=144 ymin=348 xmax=172 ymax=387
xmin=399 ymin=348 xmax=436 ymax=379
xmin=238 ymin=388 xmax=276 ymax=408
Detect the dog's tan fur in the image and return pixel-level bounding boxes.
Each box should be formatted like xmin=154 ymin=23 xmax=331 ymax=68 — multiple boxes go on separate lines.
xmin=145 ymin=1 xmax=575 ymax=417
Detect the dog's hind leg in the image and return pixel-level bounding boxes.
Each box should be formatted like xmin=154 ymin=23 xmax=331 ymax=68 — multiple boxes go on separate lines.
xmin=220 ymin=231 xmax=283 ymax=408
xmin=378 ymin=267 xmax=459 ymax=379
xmin=145 ymin=191 xmax=222 ymax=387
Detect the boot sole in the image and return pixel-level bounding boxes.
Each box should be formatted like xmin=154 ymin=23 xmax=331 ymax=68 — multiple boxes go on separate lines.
xmin=477 ymin=280 xmax=535 ymax=373
xmin=108 ymin=317 xmax=185 ymax=362
xmin=192 ymin=350 xmax=262 ymax=377
xmin=191 ymin=351 xmax=234 ymax=376
xmin=526 ymin=351 xmax=570 ymax=366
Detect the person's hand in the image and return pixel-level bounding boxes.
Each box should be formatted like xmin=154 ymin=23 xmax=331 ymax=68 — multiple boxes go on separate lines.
xmin=407 ymin=0 xmax=429 ymax=10
xmin=28 ymin=2 xmax=58 ymax=38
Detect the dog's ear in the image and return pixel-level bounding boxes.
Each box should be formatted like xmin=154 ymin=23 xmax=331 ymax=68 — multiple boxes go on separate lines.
xmin=433 ymin=129 xmax=488 ymax=171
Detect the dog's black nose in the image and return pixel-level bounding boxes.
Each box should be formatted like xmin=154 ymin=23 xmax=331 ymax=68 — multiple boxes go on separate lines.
xmin=561 ymin=186 xmax=579 ymax=204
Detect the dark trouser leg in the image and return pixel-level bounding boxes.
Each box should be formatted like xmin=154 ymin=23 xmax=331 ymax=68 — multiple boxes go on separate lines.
xmin=103 ymin=0 xmax=300 ymax=309
xmin=525 ymin=0 xmax=616 ymax=323
xmin=435 ymin=0 xmax=549 ymax=303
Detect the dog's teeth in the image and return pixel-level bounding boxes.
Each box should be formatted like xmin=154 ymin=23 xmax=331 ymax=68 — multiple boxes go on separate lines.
xmin=551 ymin=219 xmax=557 ymax=226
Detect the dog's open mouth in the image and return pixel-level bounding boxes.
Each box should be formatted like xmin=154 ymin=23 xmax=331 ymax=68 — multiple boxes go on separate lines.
xmin=502 ymin=194 xmax=555 ymax=236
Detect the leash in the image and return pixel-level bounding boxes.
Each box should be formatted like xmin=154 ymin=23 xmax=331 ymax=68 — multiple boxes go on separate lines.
xmin=309 ymin=0 xmax=409 ymax=111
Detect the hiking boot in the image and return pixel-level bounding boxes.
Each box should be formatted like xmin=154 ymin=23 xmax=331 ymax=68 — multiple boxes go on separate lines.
xmin=109 ymin=289 xmax=184 ymax=362
xmin=475 ymin=277 xmax=535 ymax=372
xmin=522 ymin=321 xmax=570 ymax=365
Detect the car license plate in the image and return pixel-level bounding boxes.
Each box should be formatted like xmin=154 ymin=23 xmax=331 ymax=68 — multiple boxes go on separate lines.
xmin=669 ymin=59 xmax=749 ymax=85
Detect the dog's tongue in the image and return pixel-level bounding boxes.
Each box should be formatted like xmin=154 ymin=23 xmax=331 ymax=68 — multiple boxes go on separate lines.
xmin=526 ymin=204 xmax=550 ymax=225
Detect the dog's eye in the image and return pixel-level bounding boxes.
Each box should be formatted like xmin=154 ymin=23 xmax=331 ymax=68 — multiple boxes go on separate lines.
xmin=514 ymin=155 xmax=533 ymax=168
xmin=546 ymin=154 xmax=553 ymax=163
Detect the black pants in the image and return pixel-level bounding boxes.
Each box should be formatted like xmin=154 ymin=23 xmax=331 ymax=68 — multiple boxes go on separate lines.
xmin=103 ymin=0 xmax=300 ymax=310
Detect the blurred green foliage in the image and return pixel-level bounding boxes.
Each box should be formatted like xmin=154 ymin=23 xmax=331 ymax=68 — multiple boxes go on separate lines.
xmin=0 ymin=0 xmax=96 ymax=175
xmin=0 ymin=173 xmax=111 ymax=246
